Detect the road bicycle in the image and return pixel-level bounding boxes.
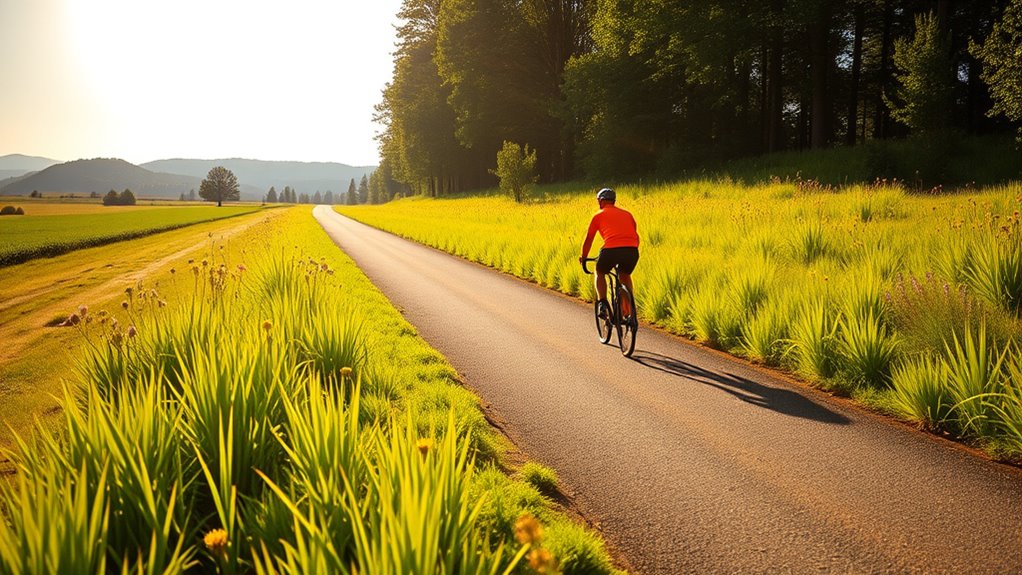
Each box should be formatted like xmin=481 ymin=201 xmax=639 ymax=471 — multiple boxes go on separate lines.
xmin=582 ymin=257 xmax=637 ymax=357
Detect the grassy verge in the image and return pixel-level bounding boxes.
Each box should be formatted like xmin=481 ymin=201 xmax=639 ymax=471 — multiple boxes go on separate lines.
xmin=0 ymin=207 xmax=622 ymax=574
xmin=0 ymin=205 xmax=265 ymax=266
xmin=338 ymin=179 xmax=1022 ymax=462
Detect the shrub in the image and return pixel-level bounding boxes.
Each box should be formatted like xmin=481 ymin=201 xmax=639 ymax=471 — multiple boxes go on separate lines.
xmin=0 ymin=206 xmax=16 ymax=215
xmin=491 ymin=141 xmax=538 ymax=203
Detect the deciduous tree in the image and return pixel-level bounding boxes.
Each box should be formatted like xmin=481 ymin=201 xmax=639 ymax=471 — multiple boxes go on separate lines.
xmin=199 ymin=166 xmax=240 ymax=207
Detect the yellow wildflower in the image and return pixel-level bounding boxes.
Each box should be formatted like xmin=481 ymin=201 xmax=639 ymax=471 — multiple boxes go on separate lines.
xmin=415 ymin=438 xmax=434 ymax=456
xmin=514 ymin=513 xmax=543 ymax=545
xmin=527 ymin=548 xmax=555 ymax=573
xmin=204 ymin=528 xmax=229 ymax=558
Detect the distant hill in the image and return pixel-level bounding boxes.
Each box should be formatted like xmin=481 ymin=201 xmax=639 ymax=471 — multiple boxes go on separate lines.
xmin=0 ymin=158 xmax=214 ymax=199
xmin=0 ymin=154 xmax=62 ymax=181
xmin=141 ymin=158 xmax=375 ymax=195
xmin=0 ymin=154 xmax=61 ymax=172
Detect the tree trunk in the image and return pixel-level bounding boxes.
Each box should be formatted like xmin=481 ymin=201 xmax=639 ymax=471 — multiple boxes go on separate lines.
xmin=766 ymin=0 xmax=785 ymax=153
xmin=846 ymin=3 xmax=864 ymax=146
xmin=874 ymin=0 xmax=893 ymax=139
xmin=809 ymin=1 xmax=833 ymax=149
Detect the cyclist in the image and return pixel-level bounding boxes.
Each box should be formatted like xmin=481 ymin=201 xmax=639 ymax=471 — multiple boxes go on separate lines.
xmin=579 ymin=187 xmax=640 ymax=319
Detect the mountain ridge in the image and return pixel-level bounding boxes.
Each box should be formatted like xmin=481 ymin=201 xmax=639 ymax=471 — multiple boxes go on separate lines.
xmin=0 ymin=156 xmax=376 ymax=200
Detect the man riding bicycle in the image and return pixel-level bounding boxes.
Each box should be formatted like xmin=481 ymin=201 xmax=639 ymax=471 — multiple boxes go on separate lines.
xmin=579 ymin=188 xmax=640 ymax=319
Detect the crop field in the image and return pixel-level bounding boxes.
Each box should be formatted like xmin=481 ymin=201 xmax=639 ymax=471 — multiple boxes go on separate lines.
xmin=0 ymin=207 xmax=619 ymax=573
xmin=339 ymin=180 xmax=1022 ymax=461
xmin=0 ymin=204 xmax=264 ymax=266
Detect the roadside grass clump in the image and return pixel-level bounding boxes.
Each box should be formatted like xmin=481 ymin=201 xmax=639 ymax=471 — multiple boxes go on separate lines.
xmin=786 ymin=299 xmax=841 ymax=382
xmin=837 ymin=308 xmax=900 ymax=388
xmin=889 ymin=355 xmax=953 ymax=430
xmin=0 ymin=208 xmax=619 ymax=573
xmin=963 ymin=226 xmax=1022 ymax=316
xmin=519 ymin=462 xmax=559 ymax=496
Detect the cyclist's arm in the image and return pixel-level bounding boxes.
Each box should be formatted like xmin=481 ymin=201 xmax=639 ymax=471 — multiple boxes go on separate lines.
xmin=580 ymin=215 xmax=600 ymax=261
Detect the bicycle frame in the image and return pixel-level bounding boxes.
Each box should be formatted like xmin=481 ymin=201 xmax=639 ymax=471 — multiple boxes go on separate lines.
xmin=582 ymin=257 xmax=637 ymax=356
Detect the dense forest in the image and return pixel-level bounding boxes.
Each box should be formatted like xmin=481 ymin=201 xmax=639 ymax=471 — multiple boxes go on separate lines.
xmin=369 ymin=0 xmax=1022 ymax=199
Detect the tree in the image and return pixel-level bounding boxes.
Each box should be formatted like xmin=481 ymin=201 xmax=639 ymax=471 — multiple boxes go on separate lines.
xmin=346 ymin=178 xmax=357 ymax=205
xmin=199 ymin=166 xmax=240 ymax=207
xmin=267 ymin=186 xmax=278 ymax=203
xmin=313 ymin=191 xmax=323 ymax=204
xmin=324 ymin=191 xmax=335 ymax=204
xmin=972 ymin=0 xmax=1022 ymax=140
xmin=490 ymin=141 xmax=538 ymax=203
xmin=886 ymin=12 xmax=953 ymax=137
xmin=357 ymin=175 xmax=369 ymax=204
xmin=102 ymin=190 xmax=120 ymax=206
xmin=188 ymin=189 xmax=197 ymax=201
xmin=179 ymin=192 xmax=187 ymax=201
xmin=119 ymin=189 xmax=136 ymax=205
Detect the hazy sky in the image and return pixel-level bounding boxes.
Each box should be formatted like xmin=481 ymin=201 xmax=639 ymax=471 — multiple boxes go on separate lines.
xmin=0 ymin=0 xmax=403 ymax=166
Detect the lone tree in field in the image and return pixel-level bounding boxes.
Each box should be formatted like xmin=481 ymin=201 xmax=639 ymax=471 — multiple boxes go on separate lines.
xmin=199 ymin=166 xmax=240 ymax=207
xmin=491 ymin=141 xmax=538 ymax=203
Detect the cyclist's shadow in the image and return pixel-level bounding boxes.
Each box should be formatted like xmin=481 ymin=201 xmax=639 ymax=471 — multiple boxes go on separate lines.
xmin=631 ymin=351 xmax=850 ymax=425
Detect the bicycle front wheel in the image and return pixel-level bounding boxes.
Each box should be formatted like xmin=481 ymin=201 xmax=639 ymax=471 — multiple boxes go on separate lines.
xmin=617 ymin=286 xmax=637 ymax=357
xmin=595 ymin=299 xmax=613 ymax=344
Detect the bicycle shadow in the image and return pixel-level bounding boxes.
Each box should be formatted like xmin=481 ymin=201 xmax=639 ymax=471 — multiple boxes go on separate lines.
xmin=631 ymin=351 xmax=851 ymax=425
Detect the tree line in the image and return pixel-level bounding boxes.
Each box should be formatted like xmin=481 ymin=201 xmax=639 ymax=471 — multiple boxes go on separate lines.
xmin=375 ymin=0 xmax=1022 ymax=195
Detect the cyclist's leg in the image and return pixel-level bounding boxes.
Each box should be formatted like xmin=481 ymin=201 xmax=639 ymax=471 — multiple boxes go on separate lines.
xmin=616 ymin=248 xmax=639 ymax=317
xmin=595 ymin=272 xmax=608 ymax=302
xmin=619 ymin=272 xmax=634 ymax=316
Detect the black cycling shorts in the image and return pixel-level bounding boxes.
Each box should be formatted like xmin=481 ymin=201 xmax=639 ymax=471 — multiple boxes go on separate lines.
xmin=596 ymin=247 xmax=639 ymax=275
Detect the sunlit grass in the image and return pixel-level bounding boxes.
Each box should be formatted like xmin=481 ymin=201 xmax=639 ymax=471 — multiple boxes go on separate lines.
xmin=0 ymin=207 xmax=620 ymax=572
xmin=339 ymin=179 xmax=1022 ymax=460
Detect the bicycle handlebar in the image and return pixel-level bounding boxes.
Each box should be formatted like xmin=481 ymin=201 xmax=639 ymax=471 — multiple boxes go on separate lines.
xmin=581 ymin=257 xmax=598 ymax=275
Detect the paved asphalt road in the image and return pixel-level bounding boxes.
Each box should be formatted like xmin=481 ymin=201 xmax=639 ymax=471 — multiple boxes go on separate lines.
xmin=314 ymin=206 xmax=1022 ymax=574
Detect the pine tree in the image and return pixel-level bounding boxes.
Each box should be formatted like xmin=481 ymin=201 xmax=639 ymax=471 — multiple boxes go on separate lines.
xmin=267 ymin=186 xmax=278 ymax=203
xmin=346 ymin=178 xmax=357 ymax=205
xmin=357 ymin=175 xmax=369 ymax=204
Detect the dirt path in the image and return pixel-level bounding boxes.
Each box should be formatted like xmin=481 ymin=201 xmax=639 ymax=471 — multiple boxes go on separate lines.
xmin=0 ymin=213 xmax=271 ymax=363
xmin=316 ymin=206 xmax=1022 ymax=575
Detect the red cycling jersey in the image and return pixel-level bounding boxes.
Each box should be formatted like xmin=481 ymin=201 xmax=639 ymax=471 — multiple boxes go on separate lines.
xmin=582 ymin=204 xmax=640 ymax=256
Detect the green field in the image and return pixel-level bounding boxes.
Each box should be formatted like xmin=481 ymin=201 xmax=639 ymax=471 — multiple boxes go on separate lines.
xmin=0 ymin=205 xmax=264 ymax=266
xmin=0 ymin=207 xmax=620 ymax=573
xmin=339 ymin=179 xmax=1022 ymax=461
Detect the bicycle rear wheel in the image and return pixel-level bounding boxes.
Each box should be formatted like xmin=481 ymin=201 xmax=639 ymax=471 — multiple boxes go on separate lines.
xmin=594 ymin=299 xmax=613 ymax=344
xmin=617 ymin=285 xmax=637 ymax=357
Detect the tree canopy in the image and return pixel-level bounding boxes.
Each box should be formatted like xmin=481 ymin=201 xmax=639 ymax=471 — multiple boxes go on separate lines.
xmin=375 ymin=0 xmax=1019 ymax=193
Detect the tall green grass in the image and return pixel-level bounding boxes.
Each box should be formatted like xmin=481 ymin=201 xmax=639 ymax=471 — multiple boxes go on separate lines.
xmin=0 ymin=208 xmax=621 ymax=573
xmin=340 ymin=179 xmax=1022 ymax=460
